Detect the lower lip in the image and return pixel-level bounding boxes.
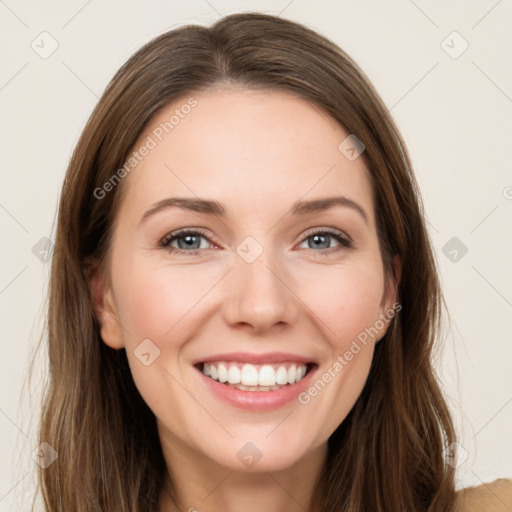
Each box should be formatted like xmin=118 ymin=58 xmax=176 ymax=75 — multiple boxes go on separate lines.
xmin=196 ymin=365 xmax=317 ymax=411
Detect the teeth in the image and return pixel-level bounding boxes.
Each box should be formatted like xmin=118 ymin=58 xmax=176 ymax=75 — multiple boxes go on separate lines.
xmin=258 ymin=365 xmax=275 ymax=386
xmin=276 ymin=366 xmax=288 ymax=385
xmin=227 ymin=383 xmax=282 ymax=391
xmin=241 ymin=364 xmax=259 ymax=386
xmin=201 ymin=361 xmax=309 ymax=388
xmin=287 ymin=365 xmax=296 ymax=384
xmin=217 ymin=363 xmax=228 ymax=383
xmin=227 ymin=365 xmax=241 ymax=384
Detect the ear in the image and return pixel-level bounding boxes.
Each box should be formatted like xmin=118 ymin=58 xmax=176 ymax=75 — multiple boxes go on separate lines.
xmin=377 ymin=254 xmax=402 ymax=341
xmin=87 ymin=261 xmax=125 ymax=350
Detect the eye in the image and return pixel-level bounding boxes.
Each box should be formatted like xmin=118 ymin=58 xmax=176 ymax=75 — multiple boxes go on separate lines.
xmin=159 ymin=227 xmax=353 ymax=256
xmin=297 ymin=228 xmax=352 ymax=255
xmin=159 ymin=229 xmax=215 ymax=255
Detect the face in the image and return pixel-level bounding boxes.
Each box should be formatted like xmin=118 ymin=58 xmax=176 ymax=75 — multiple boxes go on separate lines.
xmin=91 ymin=87 xmax=400 ymax=474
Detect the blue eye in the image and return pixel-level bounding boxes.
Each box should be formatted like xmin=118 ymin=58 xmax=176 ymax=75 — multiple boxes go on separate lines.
xmin=298 ymin=229 xmax=352 ymax=254
xmin=159 ymin=227 xmax=352 ymax=256
xmin=160 ymin=229 xmax=213 ymax=254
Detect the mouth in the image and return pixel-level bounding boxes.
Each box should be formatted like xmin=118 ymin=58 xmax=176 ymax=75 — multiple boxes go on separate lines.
xmin=194 ymin=361 xmax=316 ymax=392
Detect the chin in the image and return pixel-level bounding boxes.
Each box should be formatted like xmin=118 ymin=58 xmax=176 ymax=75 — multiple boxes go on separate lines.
xmin=200 ymin=431 xmax=318 ymax=473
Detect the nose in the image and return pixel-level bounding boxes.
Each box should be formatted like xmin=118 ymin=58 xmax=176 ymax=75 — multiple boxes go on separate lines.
xmin=221 ymin=248 xmax=300 ymax=334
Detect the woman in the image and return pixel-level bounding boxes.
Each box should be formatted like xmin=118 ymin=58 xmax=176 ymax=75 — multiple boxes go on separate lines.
xmin=33 ymin=12 xmax=511 ymax=512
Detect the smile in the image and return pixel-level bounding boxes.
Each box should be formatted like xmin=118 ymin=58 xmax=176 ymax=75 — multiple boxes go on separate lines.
xmin=200 ymin=361 xmax=310 ymax=391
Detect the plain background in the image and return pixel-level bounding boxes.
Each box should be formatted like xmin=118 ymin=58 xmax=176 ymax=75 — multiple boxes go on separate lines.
xmin=1 ymin=0 xmax=511 ymax=509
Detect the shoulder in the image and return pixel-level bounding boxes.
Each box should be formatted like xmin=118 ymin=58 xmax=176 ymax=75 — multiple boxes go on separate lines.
xmin=454 ymin=478 xmax=512 ymax=512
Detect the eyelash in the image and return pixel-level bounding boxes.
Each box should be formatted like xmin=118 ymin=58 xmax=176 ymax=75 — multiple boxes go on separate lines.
xmin=159 ymin=227 xmax=353 ymax=256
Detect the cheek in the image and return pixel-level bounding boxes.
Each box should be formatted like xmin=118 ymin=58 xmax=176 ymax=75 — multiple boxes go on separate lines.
xmin=111 ymin=262 xmax=215 ymax=418
xmin=114 ymin=260 xmax=222 ymax=345
xmin=296 ymin=259 xmax=385 ymax=349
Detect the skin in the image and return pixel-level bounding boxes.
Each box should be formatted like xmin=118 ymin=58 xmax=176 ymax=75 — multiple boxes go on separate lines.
xmin=90 ymin=87 xmax=401 ymax=512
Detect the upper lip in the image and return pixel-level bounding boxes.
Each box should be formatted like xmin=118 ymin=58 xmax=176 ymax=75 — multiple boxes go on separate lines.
xmin=193 ymin=352 xmax=316 ymax=365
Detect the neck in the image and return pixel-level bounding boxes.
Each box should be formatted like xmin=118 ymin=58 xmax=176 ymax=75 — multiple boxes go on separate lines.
xmin=157 ymin=435 xmax=327 ymax=512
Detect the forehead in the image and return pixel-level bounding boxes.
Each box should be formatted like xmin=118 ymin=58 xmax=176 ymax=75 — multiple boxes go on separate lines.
xmin=118 ymin=87 xmax=375 ymax=225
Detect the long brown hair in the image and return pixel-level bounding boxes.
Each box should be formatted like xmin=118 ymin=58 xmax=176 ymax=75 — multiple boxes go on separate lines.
xmin=33 ymin=12 xmax=457 ymax=511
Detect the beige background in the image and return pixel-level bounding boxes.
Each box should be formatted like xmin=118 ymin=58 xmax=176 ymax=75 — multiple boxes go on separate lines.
xmin=1 ymin=0 xmax=511 ymax=509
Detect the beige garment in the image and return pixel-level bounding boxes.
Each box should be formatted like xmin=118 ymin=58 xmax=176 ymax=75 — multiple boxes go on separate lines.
xmin=455 ymin=478 xmax=512 ymax=511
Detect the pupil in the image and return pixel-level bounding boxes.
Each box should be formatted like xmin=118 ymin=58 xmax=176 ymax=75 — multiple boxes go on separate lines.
xmin=179 ymin=235 xmax=199 ymax=250
xmin=311 ymin=234 xmax=329 ymax=249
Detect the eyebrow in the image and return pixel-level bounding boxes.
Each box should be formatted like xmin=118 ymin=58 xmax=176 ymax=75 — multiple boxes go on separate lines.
xmin=139 ymin=195 xmax=369 ymax=226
